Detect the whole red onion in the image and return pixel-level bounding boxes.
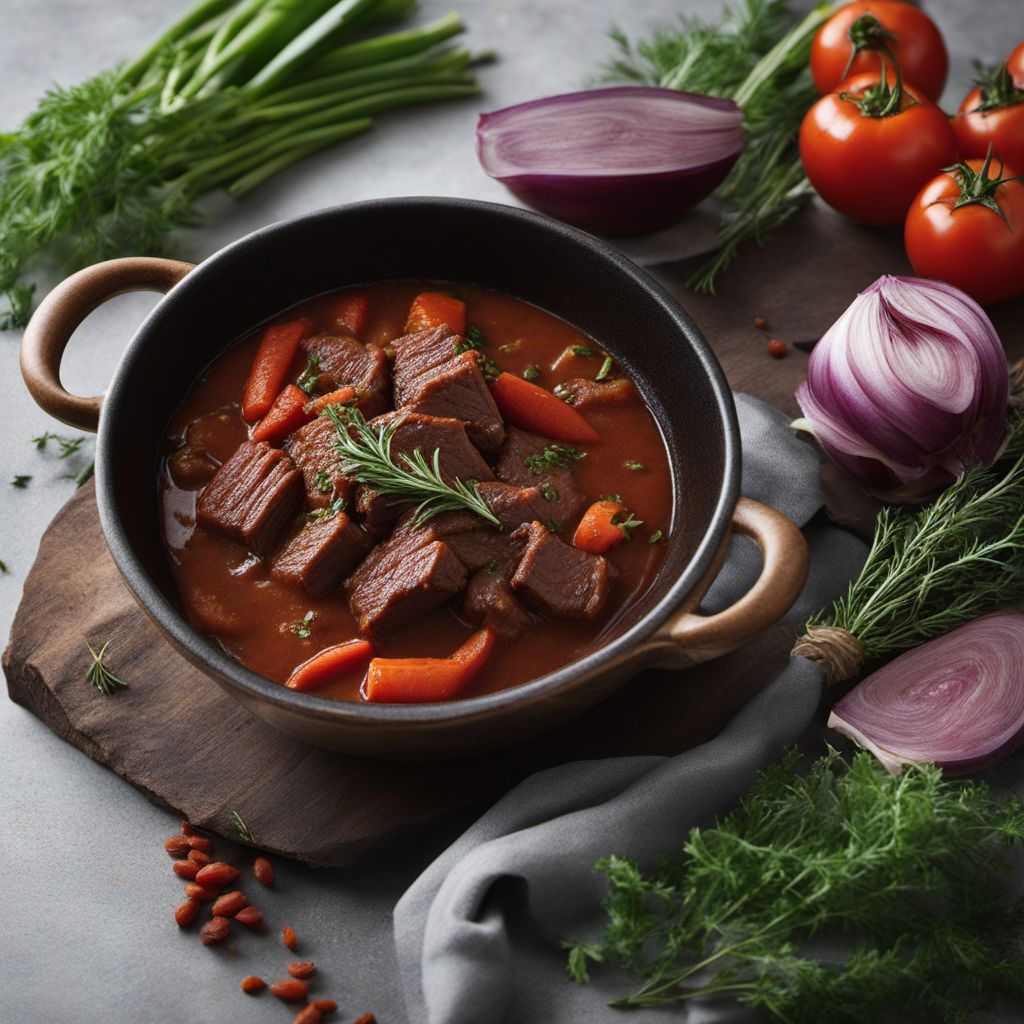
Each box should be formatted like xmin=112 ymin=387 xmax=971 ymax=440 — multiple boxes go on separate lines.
xmin=795 ymin=276 xmax=1009 ymax=503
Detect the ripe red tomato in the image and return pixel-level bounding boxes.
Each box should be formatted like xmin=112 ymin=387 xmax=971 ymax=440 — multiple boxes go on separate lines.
xmin=1008 ymin=42 xmax=1024 ymax=87
xmin=953 ymin=85 xmax=1024 ymax=171
xmin=799 ymin=73 xmax=958 ymax=225
xmin=905 ymin=157 xmax=1024 ymax=305
xmin=811 ymin=1 xmax=949 ymax=100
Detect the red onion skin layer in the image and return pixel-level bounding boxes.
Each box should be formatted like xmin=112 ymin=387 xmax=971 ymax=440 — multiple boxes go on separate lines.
xmin=828 ymin=609 xmax=1024 ymax=776
xmin=476 ymin=87 xmax=744 ymax=236
xmin=795 ymin=275 xmax=1009 ymax=504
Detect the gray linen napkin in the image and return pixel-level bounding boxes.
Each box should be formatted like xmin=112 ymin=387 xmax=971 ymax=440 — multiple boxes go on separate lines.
xmin=393 ymin=393 xmax=869 ymax=1023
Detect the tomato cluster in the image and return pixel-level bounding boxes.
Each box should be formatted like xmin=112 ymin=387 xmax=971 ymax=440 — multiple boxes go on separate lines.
xmin=800 ymin=2 xmax=1024 ymax=304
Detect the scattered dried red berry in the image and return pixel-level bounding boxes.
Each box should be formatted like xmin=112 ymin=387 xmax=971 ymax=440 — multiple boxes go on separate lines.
xmin=188 ymin=849 xmax=212 ymax=865
xmin=352 ymin=1014 xmax=377 ymax=1024
xmin=200 ymin=916 xmax=231 ymax=945
xmin=253 ymin=855 xmax=276 ymax=887
xmin=287 ymin=961 xmax=316 ymax=979
xmin=240 ymin=976 xmax=266 ymax=995
xmin=174 ymin=899 xmax=200 ymax=926
xmin=211 ymin=890 xmax=248 ymax=917
xmin=164 ymin=835 xmax=191 ymax=857
xmin=312 ymin=998 xmax=338 ymax=1014
xmin=184 ymin=882 xmax=218 ymax=902
xmin=767 ymin=338 xmax=788 ymax=359
xmin=282 ymin=925 xmax=298 ymax=951
xmin=172 ymin=860 xmax=200 ymax=880
xmin=234 ymin=906 xmax=265 ymax=930
xmin=754 ymin=316 xmax=768 ymax=330
xmin=293 ymin=1006 xmax=321 ymax=1024
xmin=187 ymin=835 xmax=213 ymax=853
xmin=195 ymin=862 xmax=239 ymax=888
xmin=181 ymin=820 xmax=195 ymax=836
xmin=270 ymin=978 xmax=308 ymax=1002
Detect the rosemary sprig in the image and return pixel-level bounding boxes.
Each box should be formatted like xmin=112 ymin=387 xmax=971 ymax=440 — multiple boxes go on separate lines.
xmin=568 ymin=749 xmax=1024 ymax=1021
xmin=807 ymin=413 xmax=1024 ymax=663
xmin=85 ymin=640 xmax=128 ymax=695
xmin=324 ymin=406 xmax=500 ymax=528
xmin=231 ymin=811 xmax=255 ymax=844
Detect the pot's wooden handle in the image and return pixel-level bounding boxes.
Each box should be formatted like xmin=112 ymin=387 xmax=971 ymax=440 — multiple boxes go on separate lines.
xmin=20 ymin=257 xmax=195 ymax=431
xmin=651 ymin=498 xmax=809 ymax=668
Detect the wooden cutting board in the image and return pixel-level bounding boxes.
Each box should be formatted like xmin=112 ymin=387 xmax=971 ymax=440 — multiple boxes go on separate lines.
xmin=5 ymin=203 xmax=1022 ymax=866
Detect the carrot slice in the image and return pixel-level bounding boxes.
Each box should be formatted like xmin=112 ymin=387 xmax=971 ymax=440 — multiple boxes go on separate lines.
xmin=490 ymin=373 xmax=601 ymax=444
xmin=364 ymin=628 xmax=495 ymax=703
xmin=251 ymin=385 xmax=313 ymax=443
xmin=242 ymin=319 xmax=312 ymax=422
xmin=573 ymin=500 xmax=627 ymax=554
xmin=405 ymin=292 xmax=466 ymax=335
xmin=286 ymin=640 xmax=375 ymax=692
xmin=305 ymin=386 xmax=356 ymax=416
xmin=328 ymin=294 xmax=369 ymax=336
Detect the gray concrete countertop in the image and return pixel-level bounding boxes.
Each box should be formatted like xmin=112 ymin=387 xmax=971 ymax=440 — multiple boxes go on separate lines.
xmin=1 ymin=1 xmax=1019 ymax=1021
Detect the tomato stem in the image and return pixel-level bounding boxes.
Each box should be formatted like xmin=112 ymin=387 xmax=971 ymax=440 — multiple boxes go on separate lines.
xmin=971 ymin=61 xmax=1024 ymax=113
xmin=840 ymin=12 xmax=895 ymax=80
xmin=839 ymin=17 xmax=912 ymax=120
xmin=946 ymin=143 xmax=1024 ymax=226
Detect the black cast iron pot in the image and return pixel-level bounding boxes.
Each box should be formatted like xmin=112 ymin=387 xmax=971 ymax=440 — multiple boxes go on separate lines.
xmin=21 ymin=198 xmax=808 ymax=759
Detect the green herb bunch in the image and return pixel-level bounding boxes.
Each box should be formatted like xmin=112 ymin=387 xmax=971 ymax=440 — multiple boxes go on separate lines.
xmin=802 ymin=410 xmax=1024 ymax=669
xmin=600 ymin=0 xmax=833 ymax=292
xmin=568 ymin=749 xmax=1024 ymax=1021
xmin=1 ymin=0 xmax=484 ymax=328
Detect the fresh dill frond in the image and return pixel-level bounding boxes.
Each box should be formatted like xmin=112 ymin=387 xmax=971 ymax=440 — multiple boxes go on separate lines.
xmin=0 ymin=559 xmax=9 ymax=573
xmin=599 ymin=0 xmax=831 ymax=293
xmin=231 ymin=811 xmax=255 ymax=844
xmin=31 ymin=432 xmax=87 ymax=458
xmin=568 ymin=749 xmax=1024 ymax=1021
xmin=85 ymin=640 xmax=128 ymax=696
xmin=11 ymin=475 xmax=31 ymax=488
xmin=809 ymin=412 xmax=1024 ymax=662
xmin=73 ymin=460 xmax=95 ymax=488
xmin=325 ymin=405 xmax=500 ymax=528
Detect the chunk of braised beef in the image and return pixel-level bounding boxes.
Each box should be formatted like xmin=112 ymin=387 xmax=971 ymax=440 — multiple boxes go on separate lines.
xmin=494 ymin=428 xmax=587 ymax=528
xmin=356 ymin=412 xmax=495 ymax=535
xmin=301 ymin=333 xmax=390 ymax=416
xmin=345 ymin=539 xmax=468 ymax=637
xmin=478 ymin=482 xmax=553 ymax=532
xmin=391 ymin=325 xmax=460 ymax=403
xmin=556 ymin=377 xmax=635 ymax=410
xmin=510 ymin=520 xmax=617 ymax=620
xmin=463 ymin=567 xmax=533 ymax=640
xmin=285 ymin=416 xmax=354 ymax=510
xmin=271 ymin=512 xmax=372 ymax=598
xmin=196 ymin=441 xmax=302 ymax=556
xmin=399 ymin=351 xmax=504 ymax=452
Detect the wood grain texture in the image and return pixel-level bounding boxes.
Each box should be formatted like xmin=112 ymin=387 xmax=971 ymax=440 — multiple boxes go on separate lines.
xmin=5 ymin=202 xmax=1023 ymax=865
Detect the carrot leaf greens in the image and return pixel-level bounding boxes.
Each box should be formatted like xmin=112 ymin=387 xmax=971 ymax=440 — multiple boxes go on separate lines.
xmin=1 ymin=1 xmax=485 ymax=328
xmin=567 ymin=748 xmax=1024 ymax=1021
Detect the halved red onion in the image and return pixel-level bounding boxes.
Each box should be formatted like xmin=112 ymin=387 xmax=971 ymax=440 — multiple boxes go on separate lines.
xmin=828 ymin=609 xmax=1024 ymax=776
xmin=476 ymin=86 xmax=744 ymax=236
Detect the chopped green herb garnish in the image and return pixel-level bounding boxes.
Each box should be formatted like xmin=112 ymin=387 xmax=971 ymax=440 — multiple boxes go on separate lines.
xmin=625 ymin=461 xmax=645 ymax=472
xmin=312 ymin=469 xmax=333 ymax=495
xmin=73 ymin=460 xmax=95 ymax=488
xmin=595 ymin=355 xmax=614 ymax=381
xmin=546 ymin=521 xmax=561 ymax=533
xmin=0 ymin=559 xmax=8 ymax=573
xmin=455 ymin=324 xmax=487 ymax=354
xmin=85 ymin=640 xmax=128 ymax=695
xmin=296 ymin=356 xmax=321 ymax=395
xmin=553 ymin=383 xmax=575 ymax=405
xmin=291 ymin=610 xmax=315 ymax=639
xmin=498 ymin=339 xmax=522 ymax=354
xmin=524 ymin=444 xmax=585 ymax=475
xmin=602 ymin=492 xmax=623 ymax=504
xmin=613 ymin=510 xmax=643 ymax=538
xmin=572 ymin=345 xmax=593 ymax=356
xmin=522 ymin=364 xmax=541 ymax=382
xmin=308 ymin=494 xmax=347 ymax=522
xmin=32 ymin=432 xmax=86 ymax=457
xmin=231 ymin=811 xmax=254 ymax=844
xmin=648 ymin=529 xmax=664 ymax=544
xmin=11 ymin=475 xmax=31 ymax=488
xmin=540 ymin=482 xmax=559 ymax=502
xmin=478 ymin=354 xmax=502 ymax=382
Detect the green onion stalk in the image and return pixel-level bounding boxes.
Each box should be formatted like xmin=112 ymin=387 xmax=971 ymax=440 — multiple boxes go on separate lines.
xmin=0 ymin=0 xmax=487 ymax=328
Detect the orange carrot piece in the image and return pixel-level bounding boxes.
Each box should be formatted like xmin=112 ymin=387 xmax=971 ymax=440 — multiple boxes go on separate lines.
xmin=286 ymin=640 xmax=375 ymax=692
xmin=573 ymin=500 xmax=627 ymax=554
xmin=242 ymin=319 xmax=312 ymax=422
xmin=251 ymin=385 xmax=313 ymax=444
xmin=364 ymin=629 xmax=494 ymax=703
xmin=490 ymin=373 xmax=600 ymax=444
xmin=405 ymin=292 xmax=466 ymax=335
xmin=328 ymin=294 xmax=369 ymax=336
xmin=305 ymin=386 xmax=356 ymax=417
